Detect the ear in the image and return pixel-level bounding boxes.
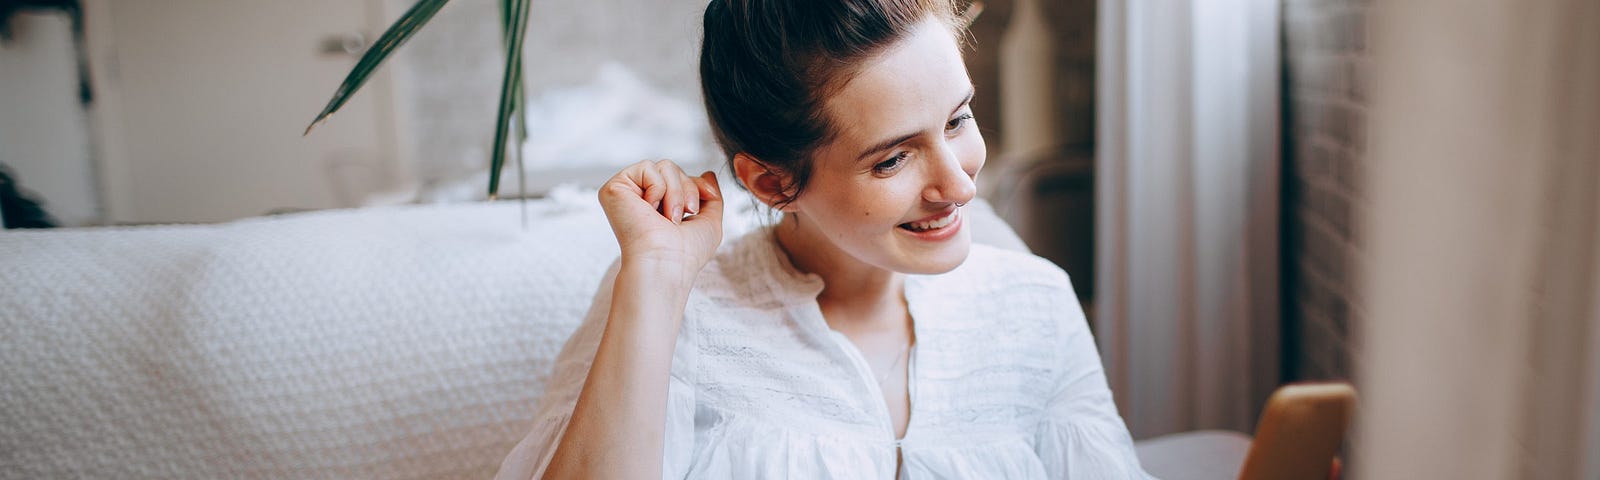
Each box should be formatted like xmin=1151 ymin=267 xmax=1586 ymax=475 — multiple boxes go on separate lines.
xmin=732 ymin=152 xmax=796 ymax=210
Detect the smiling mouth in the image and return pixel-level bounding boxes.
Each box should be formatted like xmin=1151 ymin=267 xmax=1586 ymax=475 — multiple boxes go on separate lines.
xmin=899 ymin=209 xmax=959 ymax=232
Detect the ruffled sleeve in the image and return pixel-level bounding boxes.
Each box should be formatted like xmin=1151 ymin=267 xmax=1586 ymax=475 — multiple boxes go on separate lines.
xmin=1033 ymin=282 xmax=1155 ymax=479
xmin=495 ymin=260 xmax=698 ymax=480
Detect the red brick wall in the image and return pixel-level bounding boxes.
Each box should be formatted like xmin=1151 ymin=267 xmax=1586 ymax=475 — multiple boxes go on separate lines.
xmin=1282 ymin=0 xmax=1368 ymax=381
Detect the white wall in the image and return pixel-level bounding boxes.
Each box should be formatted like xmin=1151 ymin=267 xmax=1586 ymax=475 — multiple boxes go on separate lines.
xmin=83 ymin=0 xmax=404 ymax=224
xmin=392 ymin=0 xmax=712 ymax=187
xmin=1354 ymin=0 xmax=1600 ymax=477
xmin=0 ymin=11 xmax=98 ymax=226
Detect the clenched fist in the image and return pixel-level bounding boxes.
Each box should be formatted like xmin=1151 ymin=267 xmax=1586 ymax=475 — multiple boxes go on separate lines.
xmin=598 ymin=159 xmax=725 ymax=279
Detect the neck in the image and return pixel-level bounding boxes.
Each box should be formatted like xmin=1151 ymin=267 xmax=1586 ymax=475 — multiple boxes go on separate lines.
xmin=772 ymin=213 xmax=905 ymax=322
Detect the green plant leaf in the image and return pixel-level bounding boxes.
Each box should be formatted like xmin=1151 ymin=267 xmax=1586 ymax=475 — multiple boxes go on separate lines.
xmin=501 ymin=0 xmax=529 ymax=145
xmin=500 ymin=0 xmax=530 ymax=208
xmin=304 ymin=0 xmax=450 ymax=135
xmin=487 ymin=0 xmax=530 ymax=199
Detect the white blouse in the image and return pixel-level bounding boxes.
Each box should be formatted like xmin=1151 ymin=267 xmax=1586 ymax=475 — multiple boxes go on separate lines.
xmin=497 ymin=228 xmax=1154 ymax=479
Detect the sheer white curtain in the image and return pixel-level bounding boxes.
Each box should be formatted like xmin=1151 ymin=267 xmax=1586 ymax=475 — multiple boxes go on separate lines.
xmin=1354 ymin=1 xmax=1600 ymax=478
xmin=1095 ymin=0 xmax=1282 ymax=438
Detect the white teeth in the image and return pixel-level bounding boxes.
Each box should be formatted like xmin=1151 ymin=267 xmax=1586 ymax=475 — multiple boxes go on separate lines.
xmin=902 ymin=210 xmax=958 ymax=232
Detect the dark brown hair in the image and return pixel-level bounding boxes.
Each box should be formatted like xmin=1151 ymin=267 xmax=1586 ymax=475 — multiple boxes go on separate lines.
xmin=699 ymin=0 xmax=966 ymax=206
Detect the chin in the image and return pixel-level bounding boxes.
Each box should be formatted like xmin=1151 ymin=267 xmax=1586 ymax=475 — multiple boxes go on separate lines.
xmin=893 ymin=232 xmax=972 ymax=275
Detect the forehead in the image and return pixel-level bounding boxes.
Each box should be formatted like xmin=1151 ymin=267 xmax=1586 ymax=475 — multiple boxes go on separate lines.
xmin=821 ymin=19 xmax=970 ymax=151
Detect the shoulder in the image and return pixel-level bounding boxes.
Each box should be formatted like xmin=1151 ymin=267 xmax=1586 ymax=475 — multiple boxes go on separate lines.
xmin=911 ymin=245 xmax=1086 ymax=348
xmin=910 ymin=246 xmax=1091 ymax=409
xmin=693 ymin=230 xmax=768 ymax=303
xmin=692 ymin=228 xmax=821 ymax=309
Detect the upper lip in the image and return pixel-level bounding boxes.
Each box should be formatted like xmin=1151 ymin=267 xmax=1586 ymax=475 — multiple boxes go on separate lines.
xmin=902 ymin=206 xmax=958 ymax=225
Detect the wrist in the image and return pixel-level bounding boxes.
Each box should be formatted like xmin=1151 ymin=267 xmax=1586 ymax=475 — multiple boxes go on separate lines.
xmin=607 ymin=258 xmax=698 ymax=335
xmin=617 ymin=255 xmax=702 ymax=293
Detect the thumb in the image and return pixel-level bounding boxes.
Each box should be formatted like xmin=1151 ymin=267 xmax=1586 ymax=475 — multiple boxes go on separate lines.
xmin=688 ymin=171 xmax=725 ymax=226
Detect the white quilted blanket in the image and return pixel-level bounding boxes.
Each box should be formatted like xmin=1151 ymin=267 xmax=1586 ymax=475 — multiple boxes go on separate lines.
xmin=0 ymin=192 xmax=1022 ymax=479
xmin=0 ymin=195 xmax=653 ymax=479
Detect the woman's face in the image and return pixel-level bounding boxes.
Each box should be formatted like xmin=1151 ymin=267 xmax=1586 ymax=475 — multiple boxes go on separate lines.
xmin=787 ymin=17 xmax=986 ymax=275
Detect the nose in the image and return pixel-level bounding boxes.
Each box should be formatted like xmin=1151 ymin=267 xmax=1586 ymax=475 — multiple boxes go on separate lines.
xmin=922 ymin=141 xmax=979 ymax=206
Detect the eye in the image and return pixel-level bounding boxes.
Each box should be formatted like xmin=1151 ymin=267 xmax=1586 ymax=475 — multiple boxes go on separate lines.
xmin=873 ymin=152 xmax=910 ymax=176
xmin=946 ymin=112 xmax=974 ymax=133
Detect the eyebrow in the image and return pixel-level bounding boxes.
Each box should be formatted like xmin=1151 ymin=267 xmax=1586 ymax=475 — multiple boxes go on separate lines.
xmin=854 ymin=87 xmax=976 ymax=164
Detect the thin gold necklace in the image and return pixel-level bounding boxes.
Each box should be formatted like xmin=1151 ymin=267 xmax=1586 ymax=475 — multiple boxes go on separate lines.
xmin=876 ymin=342 xmax=912 ymax=385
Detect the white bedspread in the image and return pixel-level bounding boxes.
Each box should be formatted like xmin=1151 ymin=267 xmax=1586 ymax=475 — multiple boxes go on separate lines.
xmin=0 ymin=192 xmax=1025 ymax=479
xmin=1 ymin=197 xmax=635 ymax=479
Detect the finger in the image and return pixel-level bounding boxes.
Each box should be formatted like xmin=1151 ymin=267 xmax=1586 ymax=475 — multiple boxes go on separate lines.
xmin=684 ymin=172 xmax=724 ymax=252
xmin=599 ymin=166 xmax=644 ymax=200
xmin=684 ymin=176 xmax=707 ymax=217
xmin=685 ymin=174 xmax=702 ymax=215
xmin=600 ymin=162 xmax=671 ymax=237
xmin=698 ymin=171 xmax=722 ymax=201
xmin=666 ymin=160 xmax=696 ymax=221
xmin=662 ymin=161 xmax=700 ymax=220
xmin=638 ymin=160 xmax=668 ymax=212
xmin=599 ymin=161 xmax=651 ymax=214
xmin=687 ymin=171 xmax=724 ymax=226
xmin=655 ymin=160 xmax=685 ymax=224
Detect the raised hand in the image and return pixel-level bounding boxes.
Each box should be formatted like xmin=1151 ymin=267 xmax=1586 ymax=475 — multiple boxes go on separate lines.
xmin=546 ymin=161 xmax=724 ymax=480
xmin=597 ymin=159 xmax=725 ymax=278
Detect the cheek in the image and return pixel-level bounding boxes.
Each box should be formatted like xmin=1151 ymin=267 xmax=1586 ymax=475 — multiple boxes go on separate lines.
xmin=958 ymin=130 xmax=988 ymax=175
xmin=822 ymin=179 xmax=918 ymax=229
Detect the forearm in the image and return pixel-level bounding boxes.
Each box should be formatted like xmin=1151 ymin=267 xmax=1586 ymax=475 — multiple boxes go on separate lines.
xmin=544 ymin=259 xmax=694 ymax=479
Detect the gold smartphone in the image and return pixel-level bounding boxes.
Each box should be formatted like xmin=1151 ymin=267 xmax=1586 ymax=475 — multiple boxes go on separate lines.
xmin=1237 ymin=382 xmax=1357 ymax=480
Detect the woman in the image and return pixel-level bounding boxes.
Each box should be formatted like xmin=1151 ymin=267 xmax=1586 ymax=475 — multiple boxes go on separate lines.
xmin=498 ymin=0 xmax=1152 ymax=478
